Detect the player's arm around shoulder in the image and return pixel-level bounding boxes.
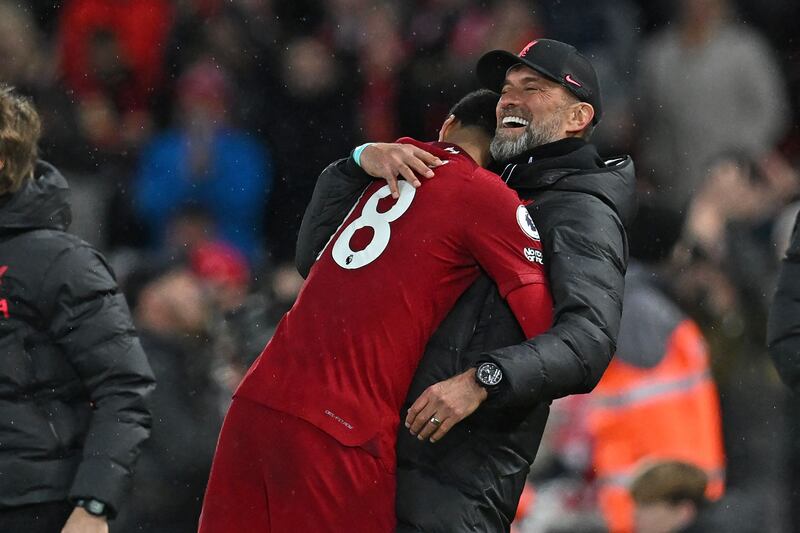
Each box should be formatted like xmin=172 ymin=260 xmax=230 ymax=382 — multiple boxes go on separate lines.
xmin=296 ymin=142 xmax=444 ymax=277
xmin=296 ymin=156 xmax=373 ymax=277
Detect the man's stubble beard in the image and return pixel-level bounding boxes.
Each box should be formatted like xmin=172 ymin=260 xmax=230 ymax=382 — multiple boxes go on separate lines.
xmin=489 ymin=114 xmax=563 ymax=163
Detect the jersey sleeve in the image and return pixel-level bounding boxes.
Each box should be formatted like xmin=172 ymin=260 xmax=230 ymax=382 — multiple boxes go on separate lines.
xmin=460 ymin=173 xmax=547 ymax=298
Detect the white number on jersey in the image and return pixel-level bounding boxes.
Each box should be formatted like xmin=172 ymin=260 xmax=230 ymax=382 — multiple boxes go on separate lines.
xmin=331 ymin=181 xmax=416 ymax=269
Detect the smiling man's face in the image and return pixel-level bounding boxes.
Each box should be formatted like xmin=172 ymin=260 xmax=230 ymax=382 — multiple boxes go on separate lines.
xmin=489 ymin=64 xmax=576 ymax=162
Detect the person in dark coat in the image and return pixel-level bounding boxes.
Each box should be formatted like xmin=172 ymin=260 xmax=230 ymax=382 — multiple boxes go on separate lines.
xmin=0 ymin=86 xmax=155 ymax=533
xmin=295 ymin=39 xmax=635 ymax=531
xmin=768 ymin=209 xmax=800 ymax=395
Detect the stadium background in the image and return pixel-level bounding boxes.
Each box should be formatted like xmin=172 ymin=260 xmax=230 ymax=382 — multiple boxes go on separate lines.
xmin=2 ymin=0 xmax=799 ymax=531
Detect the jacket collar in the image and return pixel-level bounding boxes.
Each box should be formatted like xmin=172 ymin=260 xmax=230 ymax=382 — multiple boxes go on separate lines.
xmin=0 ymin=161 xmax=71 ymax=234
xmin=490 ymin=138 xmax=637 ymax=228
xmin=491 ymin=138 xmax=606 ymax=189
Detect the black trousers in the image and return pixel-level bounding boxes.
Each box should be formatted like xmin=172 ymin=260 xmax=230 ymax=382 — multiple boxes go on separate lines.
xmin=0 ymin=501 xmax=73 ymax=533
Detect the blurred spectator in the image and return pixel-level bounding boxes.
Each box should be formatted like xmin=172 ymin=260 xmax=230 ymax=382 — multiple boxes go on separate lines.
xmin=539 ymin=0 xmax=642 ymax=152
xmin=676 ymin=152 xmax=798 ymax=343
xmin=218 ymin=262 xmax=304 ymax=389
xmin=588 ymin=203 xmax=725 ymax=533
xmin=630 ymin=461 xmax=708 ymax=533
xmin=589 ymin=256 xmax=725 ymax=531
xmin=264 ymin=34 xmax=357 ymax=262
xmin=664 ymin=152 xmax=797 ymax=531
xmin=635 ymin=0 xmax=789 ymax=212
xmin=56 ymin=0 xmax=173 ymax=155
xmin=483 ymin=0 xmax=544 ymax=52
xmin=630 ymin=460 xmax=760 ymax=533
xmin=326 ymin=0 xmax=373 ymax=53
xmin=133 ymin=59 xmax=273 ymax=264
xmin=0 ymin=1 xmax=98 ymax=173
xmin=190 ymin=240 xmax=251 ymax=312
xmin=356 ymin=2 xmax=407 ymax=142
xmin=115 ymin=269 xmax=224 ymax=533
xmin=165 ymin=0 xmax=281 ymax=133
xmin=0 ymin=2 xmax=49 ymax=89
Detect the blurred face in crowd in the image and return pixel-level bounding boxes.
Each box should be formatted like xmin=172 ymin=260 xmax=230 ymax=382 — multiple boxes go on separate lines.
xmin=635 ymin=501 xmax=697 ymax=533
xmin=283 ymin=37 xmax=338 ymax=98
xmin=0 ymin=3 xmax=38 ymax=83
xmin=177 ymin=62 xmax=231 ymax=134
xmin=490 ymin=65 xmax=590 ymax=161
xmin=681 ymin=0 xmax=726 ymax=27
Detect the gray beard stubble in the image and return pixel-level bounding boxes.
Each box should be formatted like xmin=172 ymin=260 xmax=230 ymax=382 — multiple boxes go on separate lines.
xmin=489 ymin=116 xmax=562 ymax=162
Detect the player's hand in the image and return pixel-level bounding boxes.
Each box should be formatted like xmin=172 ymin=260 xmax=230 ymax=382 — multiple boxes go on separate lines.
xmin=360 ymin=143 xmax=444 ymax=199
xmin=61 ymin=506 xmax=108 ymax=533
xmin=405 ymin=369 xmax=488 ymax=443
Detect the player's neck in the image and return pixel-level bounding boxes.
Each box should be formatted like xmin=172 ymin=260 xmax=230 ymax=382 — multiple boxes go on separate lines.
xmin=443 ymin=133 xmax=490 ymax=168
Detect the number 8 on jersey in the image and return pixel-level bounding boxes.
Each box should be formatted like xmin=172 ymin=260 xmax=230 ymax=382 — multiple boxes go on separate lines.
xmin=332 ymin=181 xmax=417 ymax=270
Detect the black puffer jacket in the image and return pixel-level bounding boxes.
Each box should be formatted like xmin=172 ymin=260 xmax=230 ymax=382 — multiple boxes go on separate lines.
xmin=0 ymin=162 xmax=154 ymax=517
xmin=768 ymin=210 xmax=800 ymax=395
xmin=296 ymin=138 xmax=636 ymax=531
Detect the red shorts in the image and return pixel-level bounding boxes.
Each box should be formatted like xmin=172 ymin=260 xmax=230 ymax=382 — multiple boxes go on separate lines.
xmin=198 ymin=397 xmax=396 ymax=533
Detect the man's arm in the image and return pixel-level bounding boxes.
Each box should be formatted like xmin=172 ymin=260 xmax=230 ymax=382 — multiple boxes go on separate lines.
xmin=481 ymin=195 xmax=628 ymax=407
xmin=768 ymin=212 xmax=800 ymax=395
xmin=295 ymin=144 xmax=441 ymax=277
xmin=41 ymin=245 xmax=155 ymax=521
xmin=405 ymin=177 xmax=554 ymax=442
xmin=406 ymin=282 xmax=553 ymax=442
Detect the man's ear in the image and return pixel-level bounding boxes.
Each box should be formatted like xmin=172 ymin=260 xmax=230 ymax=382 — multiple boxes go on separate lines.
xmin=438 ymin=115 xmax=457 ymax=142
xmin=565 ymin=102 xmax=594 ymax=135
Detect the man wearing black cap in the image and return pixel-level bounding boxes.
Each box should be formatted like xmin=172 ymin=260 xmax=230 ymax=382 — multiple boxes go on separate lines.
xmin=296 ymin=39 xmax=636 ymax=531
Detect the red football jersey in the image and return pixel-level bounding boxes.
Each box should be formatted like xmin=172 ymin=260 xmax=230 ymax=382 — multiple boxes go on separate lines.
xmin=235 ymin=138 xmax=548 ymax=465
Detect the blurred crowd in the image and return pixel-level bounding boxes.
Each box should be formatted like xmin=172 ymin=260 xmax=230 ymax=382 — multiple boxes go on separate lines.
xmin=2 ymin=0 xmax=799 ymax=531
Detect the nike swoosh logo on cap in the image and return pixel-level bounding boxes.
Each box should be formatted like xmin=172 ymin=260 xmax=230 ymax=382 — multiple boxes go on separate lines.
xmin=565 ymin=74 xmax=582 ymax=87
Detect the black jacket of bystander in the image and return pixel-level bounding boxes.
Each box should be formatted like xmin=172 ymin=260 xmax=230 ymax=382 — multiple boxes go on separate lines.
xmin=0 ymin=162 xmax=154 ymax=518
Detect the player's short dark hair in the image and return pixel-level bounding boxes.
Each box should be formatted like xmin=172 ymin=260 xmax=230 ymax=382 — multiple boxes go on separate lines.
xmin=448 ymin=89 xmax=499 ymax=140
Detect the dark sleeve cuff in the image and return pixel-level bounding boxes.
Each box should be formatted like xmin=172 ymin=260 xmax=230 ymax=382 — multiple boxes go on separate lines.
xmin=477 ymin=344 xmax=548 ymax=409
xmin=345 ymin=150 xmax=374 ymax=184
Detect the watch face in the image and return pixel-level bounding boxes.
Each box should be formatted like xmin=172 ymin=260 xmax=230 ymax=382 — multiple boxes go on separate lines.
xmin=85 ymin=500 xmax=106 ymax=516
xmin=477 ymin=363 xmax=503 ymax=386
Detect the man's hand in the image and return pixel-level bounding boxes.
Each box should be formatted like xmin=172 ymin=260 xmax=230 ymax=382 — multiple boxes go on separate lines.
xmin=360 ymin=143 xmax=443 ymax=199
xmin=61 ymin=506 xmax=108 ymax=533
xmin=405 ymin=368 xmax=488 ymax=443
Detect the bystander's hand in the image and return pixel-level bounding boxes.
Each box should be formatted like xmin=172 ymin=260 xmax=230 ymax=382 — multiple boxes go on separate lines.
xmin=405 ymin=368 xmax=488 ymax=443
xmin=360 ymin=143 xmax=443 ymax=198
xmin=61 ymin=506 xmax=108 ymax=533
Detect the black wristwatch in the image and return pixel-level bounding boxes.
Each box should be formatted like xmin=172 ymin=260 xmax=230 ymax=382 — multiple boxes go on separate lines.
xmin=75 ymin=498 xmax=108 ymax=517
xmin=475 ymin=361 xmax=503 ymax=395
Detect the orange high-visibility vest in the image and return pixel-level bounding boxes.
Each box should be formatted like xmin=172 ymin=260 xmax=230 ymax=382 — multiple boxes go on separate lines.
xmin=589 ymin=319 xmax=725 ymax=533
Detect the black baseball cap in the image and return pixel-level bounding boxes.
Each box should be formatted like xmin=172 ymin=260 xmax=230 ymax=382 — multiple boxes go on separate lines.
xmin=477 ymin=38 xmax=602 ymax=124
